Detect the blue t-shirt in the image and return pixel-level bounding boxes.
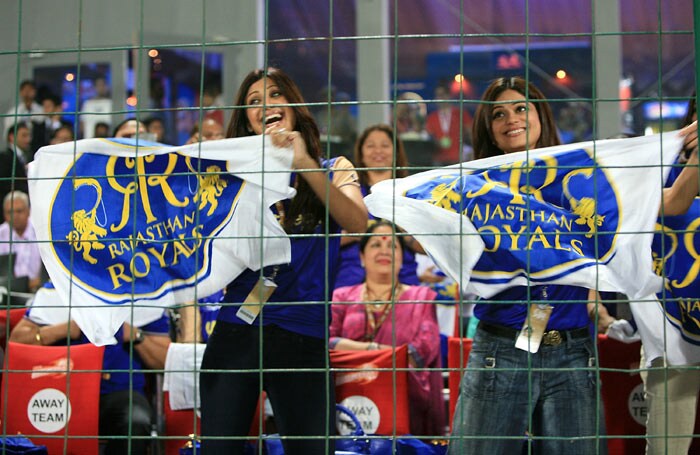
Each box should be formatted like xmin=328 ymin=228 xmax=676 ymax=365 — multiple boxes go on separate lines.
xmin=474 ymin=284 xmax=590 ymax=330
xmin=334 ymin=184 xmax=419 ymax=289
xmin=198 ymin=291 xmax=223 ymax=342
xmin=217 ymin=158 xmax=348 ymax=338
xmin=98 ymin=314 xmax=170 ymax=395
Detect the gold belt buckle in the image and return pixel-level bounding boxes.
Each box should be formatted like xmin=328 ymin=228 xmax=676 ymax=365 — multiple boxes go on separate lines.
xmin=543 ymin=330 xmax=562 ymax=346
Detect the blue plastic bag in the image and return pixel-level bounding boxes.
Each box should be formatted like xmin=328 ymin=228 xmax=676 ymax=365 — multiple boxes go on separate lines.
xmin=0 ymin=436 xmax=48 ymax=455
xmin=335 ymin=404 xmax=394 ymax=455
xmin=396 ymin=438 xmax=448 ymax=455
xmin=244 ymin=404 xmax=446 ymax=454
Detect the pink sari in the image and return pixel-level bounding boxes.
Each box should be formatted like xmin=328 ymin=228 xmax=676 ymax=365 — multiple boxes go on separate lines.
xmin=331 ymin=284 xmax=445 ymax=436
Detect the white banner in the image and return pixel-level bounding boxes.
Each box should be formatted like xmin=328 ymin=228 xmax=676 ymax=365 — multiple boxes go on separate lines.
xmin=366 ymin=132 xmax=683 ymax=301
xmin=28 ymin=137 xmax=294 ymax=345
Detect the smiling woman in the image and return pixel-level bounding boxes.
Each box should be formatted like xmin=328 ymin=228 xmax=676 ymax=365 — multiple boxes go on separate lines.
xmin=448 ymin=76 xmax=603 ymax=454
xmin=200 ymin=66 xmax=368 ymax=454
xmin=334 ymin=124 xmax=421 ymax=290
xmin=473 ymin=77 xmax=560 ymax=160
xmin=330 ymin=220 xmax=445 ymax=437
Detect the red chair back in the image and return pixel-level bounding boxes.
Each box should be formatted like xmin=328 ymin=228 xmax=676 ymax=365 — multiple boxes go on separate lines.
xmin=598 ymin=335 xmax=700 ymax=454
xmin=1 ymin=341 xmax=104 ymax=455
xmin=163 ymin=391 xmax=266 ymax=454
xmin=447 ymin=337 xmax=473 ymax=430
xmin=598 ymin=334 xmax=646 ymax=454
xmin=331 ymin=345 xmax=410 ymax=436
xmin=0 ymin=308 xmax=27 ymax=350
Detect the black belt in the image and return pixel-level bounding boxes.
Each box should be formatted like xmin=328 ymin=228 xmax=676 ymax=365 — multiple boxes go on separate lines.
xmin=478 ymin=321 xmax=589 ymax=346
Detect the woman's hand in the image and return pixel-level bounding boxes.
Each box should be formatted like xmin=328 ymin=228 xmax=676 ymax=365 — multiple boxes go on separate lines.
xmin=268 ymin=126 xmax=367 ymax=233
xmin=268 ymin=127 xmax=317 ymax=170
xmin=419 ymin=265 xmax=446 ymax=284
xmin=660 ymin=122 xmax=699 ymax=216
xmin=679 ymin=121 xmax=698 ymax=162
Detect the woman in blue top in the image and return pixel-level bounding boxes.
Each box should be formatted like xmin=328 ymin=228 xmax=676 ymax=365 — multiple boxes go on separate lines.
xmin=199 ymin=67 xmax=367 ymax=454
xmin=335 ymin=124 xmax=422 ymax=289
xmin=448 ymin=77 xmax=605 ymax=454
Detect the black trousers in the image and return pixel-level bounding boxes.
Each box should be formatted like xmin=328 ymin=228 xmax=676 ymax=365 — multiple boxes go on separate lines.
xmin=200 ymin=321 xmax=335 ymax=455
xmin=99 ymin=389 xmax=152 ymax=455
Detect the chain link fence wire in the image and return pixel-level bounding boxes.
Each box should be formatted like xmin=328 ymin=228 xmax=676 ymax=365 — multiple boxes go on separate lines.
xmin=0 ymin=0 xmax=698 ymax=453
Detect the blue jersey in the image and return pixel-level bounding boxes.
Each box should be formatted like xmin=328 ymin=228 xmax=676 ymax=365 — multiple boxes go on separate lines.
xmin=97 ymin=314 xmax=170 ymax=395
xmin=335 ymin=184 xmax=419 ymax=289
xmin=218 ymin=157 xmax=355 ymax=338
xmin=198 ymin=290 xmax=223 ymax=342
xmin=474 ymin=284 xmax=590 ymax=330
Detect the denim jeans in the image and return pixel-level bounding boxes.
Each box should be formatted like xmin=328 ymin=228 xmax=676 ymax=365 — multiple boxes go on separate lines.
xmin=449 ymin=325 xmax=607 ymax=454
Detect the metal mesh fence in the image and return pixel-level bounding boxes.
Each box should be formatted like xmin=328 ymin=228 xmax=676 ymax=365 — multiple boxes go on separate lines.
xmin=0 ymin=0 xmax=698 ymax=454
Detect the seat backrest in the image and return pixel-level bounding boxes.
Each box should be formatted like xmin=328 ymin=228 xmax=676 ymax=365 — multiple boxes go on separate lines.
xmin=1 ymin=341 xmax=104 ymax=455
xmin=0 ymin=307 xmax=28 ymax=352
xmin=447 ymin=337 xmax=473 ymax=430
xmin=597 ymin=334 xmax=646 ymax=454
xmin=163 ymin=391 xmax=266 ymax=455
xmin=330 ymin=345 xmax=410 ymax=436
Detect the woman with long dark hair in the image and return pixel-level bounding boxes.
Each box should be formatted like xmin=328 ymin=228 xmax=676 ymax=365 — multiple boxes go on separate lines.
xmin=334 ymin=124 xmax=422 ymax=289
xmin=200 ymin=67 xmax=367 ymax=454
xmin=449 ymin=77 xmax=604 ymax=454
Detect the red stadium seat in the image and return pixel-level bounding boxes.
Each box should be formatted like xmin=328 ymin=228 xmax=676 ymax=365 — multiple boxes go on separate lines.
xmin=446 ymin=337 xmax=473 ymax=431
xmin=163 ymin=391 xmax=266 ymax=454
xmin=598 ymin=334 xmax=647 ymax=454
xmin=331 ymin=345 xmax=410 ymax=436
xmin=0 ymin=308 xmax=27 ymax=350
xmin=1 ymin=341 xmax=104 ymax=455
xmin=598 ymin=334 xmax=700 ymax=454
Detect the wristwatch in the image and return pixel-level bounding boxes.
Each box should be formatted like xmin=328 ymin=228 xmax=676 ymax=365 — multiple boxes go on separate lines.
xmin=132 ymin=329 xmax=145 ymax=345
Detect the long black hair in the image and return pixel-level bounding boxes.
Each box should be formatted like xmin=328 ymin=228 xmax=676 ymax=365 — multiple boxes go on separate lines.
xmin=226 ymin=67 xmax=326 ymax=233
xmin=472 ymin=76 xmax=560 ymax=160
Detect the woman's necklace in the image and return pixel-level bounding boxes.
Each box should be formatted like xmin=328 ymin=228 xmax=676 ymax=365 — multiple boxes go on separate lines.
xmin=362 ymin=282 xmax=403 ymax=341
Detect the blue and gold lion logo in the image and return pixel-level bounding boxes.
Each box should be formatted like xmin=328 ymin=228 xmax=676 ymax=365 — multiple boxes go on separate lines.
xmin=403 ymin=148 xmax=621 ymax=284
xmin=49 ymin=150 xmax=244 ymax=303
xmin=653 ymin=198 xmax=700 ymax=345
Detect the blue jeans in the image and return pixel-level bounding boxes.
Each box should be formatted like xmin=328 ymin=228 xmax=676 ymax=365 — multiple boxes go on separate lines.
xmin=449 ymin=326 xmax=607 ymax=454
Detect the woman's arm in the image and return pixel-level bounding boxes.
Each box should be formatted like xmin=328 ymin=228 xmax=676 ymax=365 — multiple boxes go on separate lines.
xmin=403 ymin=234 xmax=426 ymax=255
xmin=405 ymin=298 xmax=441 ymax=368
xmin=176 ymin=304 xmax=201 ymax=343
xmin=332 ymin=338 xmax=390 ymax=351
xmin=299 ymin=156 xmax=368 ymax=233
xmin=587 ymin=301 xmax=616 ymax=334
xmin=271 ymin=129 xmax=369 ymax=233
xmin=661 ymin=149 xmax=698 ymax=216
xmin=660 ymin=122 xmax=699 ymax=216
xmin=340 ymin=230 xmax=362 ymax=247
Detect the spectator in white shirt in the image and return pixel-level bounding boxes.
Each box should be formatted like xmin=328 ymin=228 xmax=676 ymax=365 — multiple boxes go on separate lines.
xmin=0 ymin=191 xmax=42 ymax=292
xmin=80 ymin=77 xmax=113 ymax=139
xmin=4 ymin=80 xmax=44 ymax=139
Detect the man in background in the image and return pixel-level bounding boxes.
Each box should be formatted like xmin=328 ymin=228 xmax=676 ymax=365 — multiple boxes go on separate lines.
xmin=4 ymin=80 xmax=44 ymax=138
xmin=0 ymin=123 xmax=30 ymax=203
xmin=0 ymin=191 xmax=42 ymax=292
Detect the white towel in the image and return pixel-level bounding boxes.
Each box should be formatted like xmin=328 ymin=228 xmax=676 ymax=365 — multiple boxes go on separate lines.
xmin=164 ymin=343 xmax=207 ymax=410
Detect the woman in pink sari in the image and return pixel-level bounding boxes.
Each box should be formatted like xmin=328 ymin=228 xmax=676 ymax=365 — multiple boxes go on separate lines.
xmin=330 ymin=221 xmax=445 ymax=437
